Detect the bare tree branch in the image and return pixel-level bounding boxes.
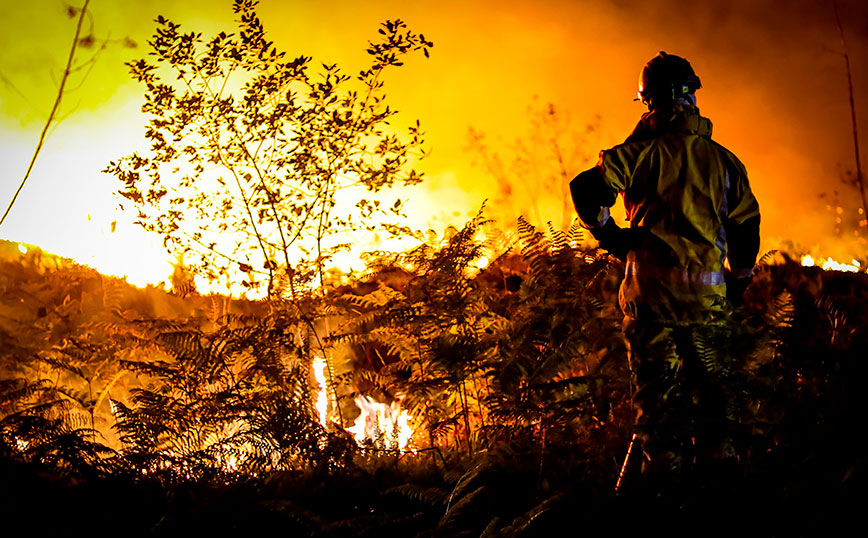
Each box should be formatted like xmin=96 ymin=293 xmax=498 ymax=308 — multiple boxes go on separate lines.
xmin=0 ymin=0 xmax=92 ymax=228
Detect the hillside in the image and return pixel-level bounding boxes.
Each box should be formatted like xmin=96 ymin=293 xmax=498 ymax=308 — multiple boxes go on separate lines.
xmin=1 ymin=232 xmax=866 ymax=535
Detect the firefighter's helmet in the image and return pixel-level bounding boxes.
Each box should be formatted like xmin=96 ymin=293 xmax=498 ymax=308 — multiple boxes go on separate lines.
xmin=638 ymin=51 xmax=702 ymax=106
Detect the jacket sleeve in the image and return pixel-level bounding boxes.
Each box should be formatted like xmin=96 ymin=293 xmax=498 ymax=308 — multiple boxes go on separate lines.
xmin=723 ymin=160 xmax=761 ymax=277
xmin=571 ymin=150 xmax=646 ymax=262
xmin=570 ymin=165 xmax=618 ymax=230
xmin=726 ymin=214 xmax=760 ymax=278
xmin=570 ymin=144 xmax=643 ymax=229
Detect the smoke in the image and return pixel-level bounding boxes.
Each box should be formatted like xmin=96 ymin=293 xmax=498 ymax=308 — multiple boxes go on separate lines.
xmin=590 ymin=0 xmax=868 ymax=253
xmin=0 ymin=0 xmax=865 ymax=285
xmin=372 ymin=0 xmax=868 ymax=251
xmin=268 ymin=0 xmax=868 ymax=252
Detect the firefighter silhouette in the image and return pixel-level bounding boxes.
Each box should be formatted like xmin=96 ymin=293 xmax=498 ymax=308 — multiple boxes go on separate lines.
xmin=571 ymin=52 xmax=761 ymax=488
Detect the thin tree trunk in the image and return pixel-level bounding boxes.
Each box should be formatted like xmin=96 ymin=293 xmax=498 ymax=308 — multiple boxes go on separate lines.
xmin=0 ymin=0 xmax=91 ymax=228
xmin=833 ymin=0 xmax=867 ymax=218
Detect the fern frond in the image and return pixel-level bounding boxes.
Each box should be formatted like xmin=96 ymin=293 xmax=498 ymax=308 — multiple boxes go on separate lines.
xmin=387 ymin=484 xmax=449 ymax=506
xmin=691 ymin=329 xmax=720 ymax=375
xmin=567 ymin=218 xmax=585 ymax=247
xmin=36 ymin=354 xmax=86 ymax=379
xmin=771 ymin=290 xmax=795 ymax=328
xmin=816 ymin=295 xmax=849 ymax=347
xmin=756 ymin=249 xmax=778 ymax=266
xmin=547 ymin=222 xmax=569 ymax=254
xmin=441 ymin=484 xmax=488 ymax=530
xmin=92 ymin=370 xmax=126 ymax=414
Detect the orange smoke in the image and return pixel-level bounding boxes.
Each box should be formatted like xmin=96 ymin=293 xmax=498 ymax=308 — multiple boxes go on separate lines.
xmin=0 ymin=0 xmax=866 ymax=287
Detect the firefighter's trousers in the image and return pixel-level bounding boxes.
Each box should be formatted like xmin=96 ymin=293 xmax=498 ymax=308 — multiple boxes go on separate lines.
xmin=623 ymin=317 xmax=739 ymax=485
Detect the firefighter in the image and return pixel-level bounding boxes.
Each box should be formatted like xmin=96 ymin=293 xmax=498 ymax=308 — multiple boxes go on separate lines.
xmin=570 ymin=52 xmax=761 ymax=488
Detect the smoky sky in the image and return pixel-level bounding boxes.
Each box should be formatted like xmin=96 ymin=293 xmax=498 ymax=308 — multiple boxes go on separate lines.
xmin=0 ymin=0 xmax=866 ymax=275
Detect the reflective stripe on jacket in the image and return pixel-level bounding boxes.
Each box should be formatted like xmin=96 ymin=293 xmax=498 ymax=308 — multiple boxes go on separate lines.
xmin=576 ymin=104 xmax=760 ymax=324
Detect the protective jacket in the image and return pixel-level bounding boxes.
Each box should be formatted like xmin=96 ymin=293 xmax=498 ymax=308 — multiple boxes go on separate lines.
xmin=570 ymin=104 xmax=760 ymax=324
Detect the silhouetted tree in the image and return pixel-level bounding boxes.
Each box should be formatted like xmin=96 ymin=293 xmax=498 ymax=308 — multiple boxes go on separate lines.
xmin=105 ymin=0 xmax=432 ymax=296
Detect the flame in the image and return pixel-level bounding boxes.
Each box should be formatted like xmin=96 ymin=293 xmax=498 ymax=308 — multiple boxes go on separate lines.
xmin=801 ymin=255 xmax=863 ymax=273
xmin=821 ymin=258 xmax=861 ymax=272
xmin=348 ymin=395 xmax=414 ymax=452
xmin=17 ymin=243 xmax=27 ymax=254
xmin=312 ymin=356 xmax=330 ymax=428
xmin=222 ymin=453 xmax=240 ymax=473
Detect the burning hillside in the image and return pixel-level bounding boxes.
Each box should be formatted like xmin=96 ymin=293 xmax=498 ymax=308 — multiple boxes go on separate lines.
xmin=2 ymin=219 xmax=868 ymax=533
xmin=1 ymin=0 xmax=867 ymax=533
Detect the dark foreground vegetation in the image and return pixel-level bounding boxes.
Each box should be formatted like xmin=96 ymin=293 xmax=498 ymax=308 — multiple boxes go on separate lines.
xmin=1 ymin=218 xmax=866 ymax=537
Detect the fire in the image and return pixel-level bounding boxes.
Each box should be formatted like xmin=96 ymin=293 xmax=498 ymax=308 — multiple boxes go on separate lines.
xmin=312 ymin=352 xmax=417 ymax=452
xmin=801 ymin=255 xmax=863 ymax=273
xmin=221 ymin=453 xmax=240 ymax=473
xmin=312 ymin=356 xmax=330 ymax=428
xmin=821 ymin=258 xmax=861 ymax=272
xmin=348 ymin=395 xmax=414 ymax=452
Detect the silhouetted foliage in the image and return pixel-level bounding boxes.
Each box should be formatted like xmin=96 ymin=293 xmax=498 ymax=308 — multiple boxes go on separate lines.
xmin=104 ymin=0 xmax=432 ymax=295
xmin=2 ymin=229 xmax=867 ymax=534
xmin=112 ymin=312 xmax=353 ymax=478
xmin=333 ymin=214 xmax=631 ymax=468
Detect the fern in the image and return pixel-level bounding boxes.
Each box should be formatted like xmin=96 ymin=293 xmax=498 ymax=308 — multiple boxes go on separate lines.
xmin=756 ymin=249 xmax=779 ymax=267
xmin=691 ymin=328 xmax=720 ymax=375
xmin=816 ymin=296 xmax=849 ymax=348
xmin=771 ymin=290 xmax=796 ymax=328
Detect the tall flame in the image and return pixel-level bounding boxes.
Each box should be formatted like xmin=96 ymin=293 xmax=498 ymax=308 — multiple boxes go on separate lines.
xmin=312 ymin=356 xmax=330 ymax=428
xmin=348 ymin=396 xmax=414 ymax=452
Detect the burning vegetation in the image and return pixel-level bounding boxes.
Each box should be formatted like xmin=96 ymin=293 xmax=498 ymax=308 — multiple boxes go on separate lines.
xmin=2 ymin=223 xmax=867 ymax=533
xmin=1 ymin=1 xmax=867 ymax=535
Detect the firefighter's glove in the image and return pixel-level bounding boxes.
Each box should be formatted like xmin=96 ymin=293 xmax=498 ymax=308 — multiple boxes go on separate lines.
xmin=591 ymin=219 xmax=643 ymax=262
xmin=725 ymin=273 xmax=752 ymax=307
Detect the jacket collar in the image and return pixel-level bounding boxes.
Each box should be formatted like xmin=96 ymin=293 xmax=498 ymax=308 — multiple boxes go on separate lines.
xmin=625 ymin=104 xmax=713 ymax=143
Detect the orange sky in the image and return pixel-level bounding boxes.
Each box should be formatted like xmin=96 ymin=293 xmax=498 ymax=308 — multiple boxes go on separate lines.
xmin=0 ymin=0 xmax=866 ymax=288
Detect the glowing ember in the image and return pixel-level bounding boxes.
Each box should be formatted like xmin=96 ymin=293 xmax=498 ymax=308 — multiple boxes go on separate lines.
xmin=312 ymin=356 xmax=330 ymax=428
xmin=801 ymin=255 xmax=863 ymax=273
xmin=348 ymin=396 xmax=414 ymax=452
xmin=475 ymin=255 xmax=490 ymax=270
xmin=222 ymin=453 xmax=240 ymax=473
